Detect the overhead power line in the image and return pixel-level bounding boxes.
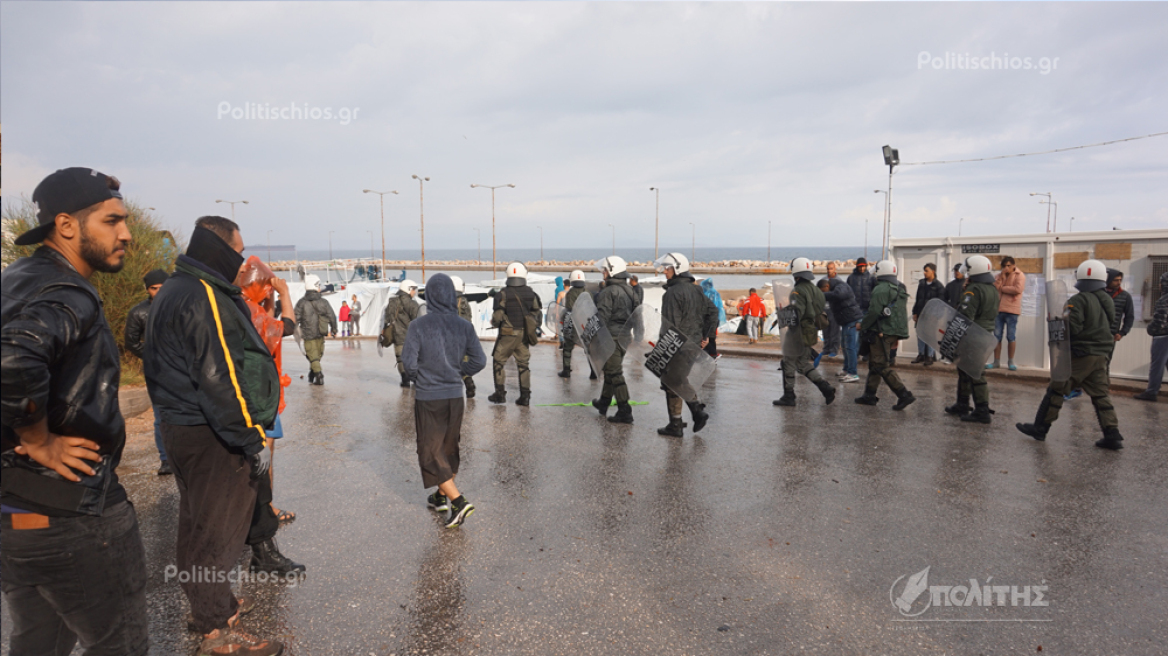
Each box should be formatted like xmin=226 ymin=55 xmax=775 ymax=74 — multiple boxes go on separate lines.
xmin=901 ymin=131 xmax=1168 ymax=167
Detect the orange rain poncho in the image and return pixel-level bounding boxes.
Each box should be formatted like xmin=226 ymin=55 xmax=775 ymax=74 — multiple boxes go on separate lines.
xmin=236 ymin=256 xmax=291 ymax=415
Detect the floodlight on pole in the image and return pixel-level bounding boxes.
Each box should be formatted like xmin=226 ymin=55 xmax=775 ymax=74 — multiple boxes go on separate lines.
xmin=471 ymin=183 xmax=516 ymax=278
xmin=879 ymin=146 xmax=899 ymax=260
xmin=215 ymin=199 xmax=248 ymax=221
xmin=363 ymin=189 xmax=398 ymax=281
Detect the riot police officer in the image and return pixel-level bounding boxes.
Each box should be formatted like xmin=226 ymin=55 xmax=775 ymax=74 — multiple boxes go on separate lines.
xmin=774 ymin=257 xmax=836 ymax=407
xmin=591 ymin=257 xmax=640 ymax=424
xmin=451 ymin=275 xmax=477 ymax=398
xmin=382 ymin=279 xmax=420 ymax=387
xmin=655 ymin=253 xmax=717 ymax=437
xmin=489 ymin=262 xmax=542 ymax=406
xmin=945 ymin=255 xmax=999 ymax=423
xmin=559 ymin=270 xmax=588 ymax=378
xmin=854 ymin=260 xmax=915 ymax=410
xmin=1017 ymin=260 xmax=1125 ymax=450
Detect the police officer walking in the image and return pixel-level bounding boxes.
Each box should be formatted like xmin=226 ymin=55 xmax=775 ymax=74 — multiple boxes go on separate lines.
xmin=655 ymin=253 xmax=716 ymax=437
xmin=591 ymin=257 xmax=640 ymax=424
xmin=944 ymin=255 xmax=1000 ymax=423
xmin=774 ymin=257 xmax=836 ymax=407
xmin=451 ymin=276 xmax=477 ymax=398
xmin=1017 ymin=260 xmax=1126 ymax=450
xmin=558 ymin=270 xmax=588 ymax=378
xmin=381 ymin=279 xmax=420 ymax=387
xmin=294 ymin=277 xmax=338 ymax=385
xmin=854 ymin=260 xmax=915 ymax=410
xmin=489 ymin=262 xmax=542 ymax=406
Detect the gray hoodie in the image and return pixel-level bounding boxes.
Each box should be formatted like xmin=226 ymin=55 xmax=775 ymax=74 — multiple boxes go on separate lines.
xmin=402 ymin=274 xmax=487 ymax=401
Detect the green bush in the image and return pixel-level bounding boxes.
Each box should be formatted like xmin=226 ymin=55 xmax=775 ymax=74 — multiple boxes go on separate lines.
xmin=2 ymin=198 xmax=183 ymax=386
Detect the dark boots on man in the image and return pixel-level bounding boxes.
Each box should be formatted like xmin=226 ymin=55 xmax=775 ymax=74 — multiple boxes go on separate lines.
xmin=250 ymin=539 xmax=306 ymax=576
xmin=607 ymin=403 xmax=634 ymax=424
xmin=488 ymin=387 xmax=506 ymax=404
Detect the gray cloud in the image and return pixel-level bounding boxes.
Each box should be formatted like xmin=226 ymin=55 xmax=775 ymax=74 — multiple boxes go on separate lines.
xmin=2 ymin=1 xmax=1165 ymax=253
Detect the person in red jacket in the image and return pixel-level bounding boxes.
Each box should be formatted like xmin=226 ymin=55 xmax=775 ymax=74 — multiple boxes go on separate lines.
xmin=339 ymin=301 xmax=352 ymax=337
xmin=745 ymin=288 xmax=767 ymax=344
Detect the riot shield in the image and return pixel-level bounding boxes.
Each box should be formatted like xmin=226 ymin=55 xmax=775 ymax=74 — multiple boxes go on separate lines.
xmin=570 ymin=293 xmax=616 ymax=376
xmin=293 ymin=322 xmax=306 ymax=356
xmin=1045 ymin=279 xmax=1072 ymax=384
xmin=544 ymin=301 xmax=563 ymax=338
xmin=916 ymin=299 xmax=997 ymax=379
xmin=614 ymin=304 xmax=663 ymax=360
xmin=769 ymin=281 xmax=805 ymax=359
xmin=642 ymin=317 xmax=717 ymax=403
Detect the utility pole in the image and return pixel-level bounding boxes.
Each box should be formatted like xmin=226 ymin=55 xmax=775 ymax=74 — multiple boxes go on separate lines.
xmin=650 ymin=187 xmax=660 ymax=260
xmin=412 ymin=175 xmax=430 ymax=279
xmin=471 ymin=183 xmax=516 ymax=278
xmin=363 ymin=189 xmax=398 ymax=281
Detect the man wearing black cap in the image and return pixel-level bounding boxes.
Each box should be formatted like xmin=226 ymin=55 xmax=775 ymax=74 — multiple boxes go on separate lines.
xmin=125 ymin=268 xmax=171 ymax=475
xmin=2 ymin=168 xmax=149 ymax=655
xmin=144 ymin=216 xmax=284 ymax=656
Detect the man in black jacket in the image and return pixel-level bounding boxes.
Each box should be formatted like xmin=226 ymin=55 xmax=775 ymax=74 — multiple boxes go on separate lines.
xmin=655 ymin=253 xmax=717 ymax=437
xmin=1106 ymin=269 xmax=1135 ymax=344
xmin=489 ymin=262 xmax=542 ymax=406
xmin=847 ymin=258 xmax=876 ymax=313
xmin=125 ymin=268 xmax=171 ymax=474
xmin=943 ymin=264 xmax=965 ymax=309
xmin=911 ymin=263 xmax=945 ymax=365
xmin=145 ymin=216 xmax=284 ymax=656
xmin=2 ymin=168 xmax=148 ymax=655
xmin=819 ymin=277 xmax=864 ymax=383
xmin=591 ymin=256 xmax=640 ymax=424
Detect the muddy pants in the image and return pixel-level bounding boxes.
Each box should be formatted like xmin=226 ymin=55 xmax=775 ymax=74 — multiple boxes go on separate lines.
xmin=957 ymin=369 xmax=990 ymax=406
xmin=1036 ymin=355 xmax=1118 ymax=431
xmin=304 ymin=338 xmax=324 ymax=374
xmin=599 ymin=344 xmax=630 ymax=404
xmin=493 ymin=334 xmax=531 ymax=390
xmin=864 ymin=335 xmax=907 ymax=396
xmin=415 ymin=397 xmax=465 ymax=488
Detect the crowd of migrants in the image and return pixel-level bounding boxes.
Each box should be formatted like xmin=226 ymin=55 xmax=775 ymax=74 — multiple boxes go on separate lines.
xmin=2 ymin=168 xmax=1166 ymax=656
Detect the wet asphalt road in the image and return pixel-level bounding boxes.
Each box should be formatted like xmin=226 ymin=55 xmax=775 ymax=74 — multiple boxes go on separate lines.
xmin=3 ymin=339 xmax=1166 ymax=655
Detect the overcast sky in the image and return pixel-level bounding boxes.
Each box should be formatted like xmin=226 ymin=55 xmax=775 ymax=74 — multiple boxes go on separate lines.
xmin=2 ymin=1 xmax=1166 ymax=254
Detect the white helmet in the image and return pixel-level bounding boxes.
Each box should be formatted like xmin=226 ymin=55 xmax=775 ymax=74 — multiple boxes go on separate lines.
xmin=873 ymin=259 xmax=898 ymax=279
xmin=506 ymin=262 xmax=528 ymax=279
xmin=596 ymin=256 xmax=627 ymax=276
xmin=1076 ymin=259 xmax=1107 ymax=282
xmin=450 ymin=275 xmax=465 ymax=293
xmin=654 ymin=252 xmax=690 ymax=274
xmin=790 ymin=257 xmax=814 ymax=281
xmin=964 ymin=255 xmax=993 ymax=277
xmin=569 ymin=269 xmax=586 ymax=283
xmin=400 ymin=279 xmax=418 ymax=292
xmin=304 ymin=274 xmax=321 ymax=291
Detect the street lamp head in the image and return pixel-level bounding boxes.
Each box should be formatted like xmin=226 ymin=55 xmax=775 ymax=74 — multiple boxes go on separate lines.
xmin=412 ymin=174 xmax=419 ymax=180
xmin=470 ymin=184 xmax=478 ymax=188
xmin=242 ymin=200 xmax=249 ymax=204
xmin=215 ymin=199 xmax=225 ymax=203
xmin=507 ymin=184 xmax=515 ymax=188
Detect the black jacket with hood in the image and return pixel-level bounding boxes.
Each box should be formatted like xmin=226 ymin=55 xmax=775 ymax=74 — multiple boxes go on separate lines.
xmin=596 ymin=274 xmax=640 ymax=336
xmin=823 ymin=277 xmax=864 ymax=325
xmin=661 ymin=273 xmax=719 ymax=344
xmin=295 ymin=289 xmax=338 ymax=340
xmin=144 ymin=227 xmax=278 ymax=456
xmin=847 ymin=267 xmax=876 ymax=312
xmin=402 ymin=274 xmax=487 ymax=401
xmin=1 ymin=247 xmax=128 ymax=516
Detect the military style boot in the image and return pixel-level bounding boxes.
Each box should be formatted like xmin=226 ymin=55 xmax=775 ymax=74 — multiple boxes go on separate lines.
xmin=1095 ymin=427 xmax=1124 ymax=451
xmin=515 ymin=389 xmax=531 ymax=406
xmin=854 ymin=393 xmax=879 ymax=406
xmin=307 ymin=371 xmax=317 ymax=385
xmin=314 ymin=373 xmax=325 ymax=386
xmin=250 ymin=538 xmax=306 ymax=575
xmin=892 ymin=389 xmax=916 ymax=411
xmin=944 ymin=394 xmax=972 ymax=416
xmin=592 ymin=397 xmax=612 ymax=416
xmin=657 ymin=417 xmax=685 ymax=438
xmin=772 ymin=389 xmax=797 ymax=407
xmin=961 ymin=403 xmax=993 ymax=424
xmin=687 ymin=402 xmax=709 ymax=433
xmin=607 ymin=403 xmax=634 ymax=424
xmin=1016 ymin=392 xmax=1054 ymax=439
xmin=488 ymin=387 xmax=507 ymax=404
xmin=558 ymin=367 xmax=571 ymax=379
xmin=400 ymin=372 xmax=412 ymax=388
xmin=815 ymin=380 xmax=837 ymax=405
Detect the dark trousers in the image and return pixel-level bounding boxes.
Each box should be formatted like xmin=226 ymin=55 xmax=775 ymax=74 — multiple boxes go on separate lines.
xmin=415 ymin=397 xmax=465 ymax=488
xmin=957 ymin=368 xmax=990 ymax=406
xmin=1 ymin=501 xmax=149 ymax=656
xmin=163 ymin=422 xmax=258 ymax=634
xmin=247 ymin=467 xmax=279 ymax=546
xmin=600 ymin=344 xmax=630 ymax=404
xmin=864 ymin=335 xmax=906 ymax=396
xmin=704 ymin=335 xmax=718 ymax=357
xmin=1041 ymin=355 xmax=1118 ymax=431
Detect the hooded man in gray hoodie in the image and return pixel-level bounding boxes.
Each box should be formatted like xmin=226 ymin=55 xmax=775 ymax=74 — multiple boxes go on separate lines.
xmin=402 ymin=274 xmax=487 ymax=528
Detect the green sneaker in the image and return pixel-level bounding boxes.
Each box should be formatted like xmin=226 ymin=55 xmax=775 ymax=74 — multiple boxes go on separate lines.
xmin=427 ymin=492 xmax=449 ymax=513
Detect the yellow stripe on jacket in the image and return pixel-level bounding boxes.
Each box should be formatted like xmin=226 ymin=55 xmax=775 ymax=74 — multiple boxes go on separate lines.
xmin=200 ymin=280 xmax=266 ymax=439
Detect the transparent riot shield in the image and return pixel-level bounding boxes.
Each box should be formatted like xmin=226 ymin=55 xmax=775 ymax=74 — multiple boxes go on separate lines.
xmin=1045 ymin=279 xmax=1072 ymax=384
xmin=769 ymin=281 xmax=805 ymax=359
xmin=614 ymin=304 xmax=664 ymax=361
xmin=916 ymin=299 xmax=997 ymax=379
xmin=293 ymin=322 xmax=306 ymax=356
xmin=571 ymin=293 xmax=616 ymax=376
xmin=544 ymin=301 xmax=563 ymax=338
xmin=642 ymin=318 xmax=717 ymax=403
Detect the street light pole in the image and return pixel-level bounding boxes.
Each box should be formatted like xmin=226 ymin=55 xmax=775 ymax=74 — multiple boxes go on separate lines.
xmin=267 ymin=229 xmax=273 ymax=262
xmin=1040 ymin=200 xmax=1058 ymax=232
xmin=215 ymin=199 xmax=249 ymax=221
xmin=650 ymin=187 xmax=660 ymax=260
xmin=608 ymin=224 xmax=615 ymax=255
xmin=327 ymin=230 xmax=335 ymax=284
xmin=363 ymin=189 xmax=398 ymax=282
xmin=880 ymin=145 xmax=899 ymax=260
xmin=873 ymin=190 xmax=887 ymax=262
xmin=538 ymin=226 xmax=544 ymax=263
xmin=689 ymin=222 xmax=695 ymax=264
xmin=1030 ymin=192 xmax=1053 ymax=232
xmin=1070 ymin=216 xmax=1075 ymax=232
xmin=473 ymin=228 xmax=481 ymax=264
xmin=412 ymin=175 xmax=430 ymax=279
xmin=959 ymin=217 xmax=963 ymax=237
xmin=470 ymin=183 xmax=516 ymax=278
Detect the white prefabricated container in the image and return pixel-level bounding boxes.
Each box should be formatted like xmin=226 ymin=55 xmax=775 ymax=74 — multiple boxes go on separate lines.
xmin=890 ymin=229 xmax=1168 ymax=382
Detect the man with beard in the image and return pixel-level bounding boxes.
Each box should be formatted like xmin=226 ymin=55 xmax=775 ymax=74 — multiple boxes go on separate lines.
xmin=654 ymin=253 xmax=717 ymax=437
xmin=145 ymin=216 xmax=284 ymax=656
xmin=125 ymin=268 xmax=172 ymax=474
xmin=295 ymin=276 xmax=338 ymax=385
xmin=2 ymin=168 xmax=148 ymax=656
